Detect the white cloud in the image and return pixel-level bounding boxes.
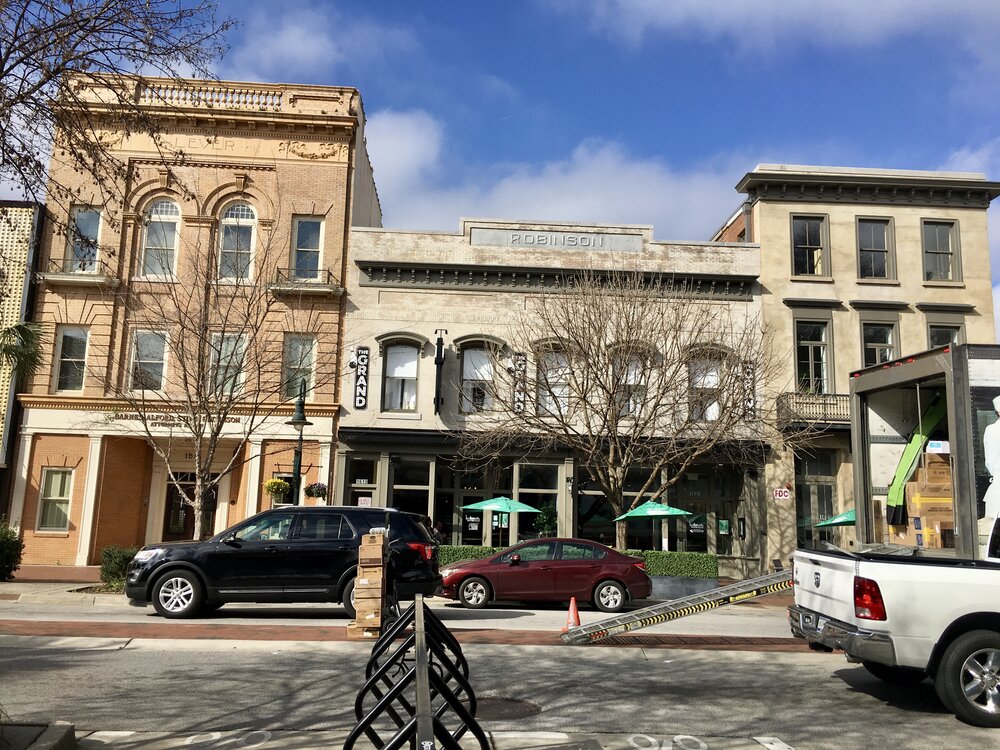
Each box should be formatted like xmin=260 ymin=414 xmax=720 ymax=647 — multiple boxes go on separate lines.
xmin=543 ymin=1 xmax=1000 ymax=61
xmin=366 ymin=109 xmax=743 ymax=239
xmin=219 ymin=3 xmax=417 ymax=84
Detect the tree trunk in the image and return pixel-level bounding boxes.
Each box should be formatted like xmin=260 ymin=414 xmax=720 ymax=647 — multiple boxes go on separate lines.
xmin=615 ymin=519 xmax=627 ymax=550
xmin=192 ymin=476 xmax=204 ymax=541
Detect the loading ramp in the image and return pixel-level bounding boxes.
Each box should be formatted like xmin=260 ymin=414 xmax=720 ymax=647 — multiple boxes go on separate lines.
xmin=561 ymin=569 xmax=793 ymax=645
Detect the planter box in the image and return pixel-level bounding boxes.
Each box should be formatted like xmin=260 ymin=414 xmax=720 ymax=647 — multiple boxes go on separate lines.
xmin=649 ymin=576 xmax=719 ymax=600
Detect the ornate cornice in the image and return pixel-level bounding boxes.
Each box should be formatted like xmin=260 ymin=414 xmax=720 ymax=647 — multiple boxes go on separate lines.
xmin=355 ymin=261 xmax=756 ymax=301
xmin=131 ymin=158 xmax=276 ymax=172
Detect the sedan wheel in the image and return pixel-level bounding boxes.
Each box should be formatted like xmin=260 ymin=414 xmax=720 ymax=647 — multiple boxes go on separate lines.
xmin=152 ymin=571 xmax=204 ymax=619
xmin=594 ymin=580 xmax=626 ymax=613
xmin=458 ymin=577 xmax=490 ymax=609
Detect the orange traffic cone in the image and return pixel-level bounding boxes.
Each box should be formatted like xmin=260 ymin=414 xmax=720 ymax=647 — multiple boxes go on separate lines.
xmin=562 ymin=596 xmax=581 ymax=632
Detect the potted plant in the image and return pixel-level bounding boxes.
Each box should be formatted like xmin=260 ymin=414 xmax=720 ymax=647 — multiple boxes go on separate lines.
xmin=263 ymin=478 xmax=290 ymax=504
xmin=304 ymin=482 xmax=328 ymax=501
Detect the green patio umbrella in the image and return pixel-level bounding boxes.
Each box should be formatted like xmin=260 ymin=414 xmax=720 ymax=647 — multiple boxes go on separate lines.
xmin=462 ymin=496 xmax=541 ymax=514
xmin=814 ymin=508 xmax=856 ymax=528
xmin=614 ymin=500 xmax=693 ymax=521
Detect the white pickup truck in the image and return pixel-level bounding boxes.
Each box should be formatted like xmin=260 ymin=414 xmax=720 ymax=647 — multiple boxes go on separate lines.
xmin=789 ymin=534 xmax=1000 ymax=727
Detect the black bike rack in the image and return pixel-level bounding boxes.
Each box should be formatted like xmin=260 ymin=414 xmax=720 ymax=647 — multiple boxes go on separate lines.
xmin=343 ymin=594 xmax=490 ymax=750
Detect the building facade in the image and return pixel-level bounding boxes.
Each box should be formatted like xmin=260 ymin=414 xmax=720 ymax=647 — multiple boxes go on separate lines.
xmin=0 ymin=201 xmax=43 ymax=506
xmin=8 ymin=77 xmax=380 ymax=568
xmin=715 ymin=165 xmax=1000 ymax=567
xmin=337 ymin=219 xmax=769 ymax=577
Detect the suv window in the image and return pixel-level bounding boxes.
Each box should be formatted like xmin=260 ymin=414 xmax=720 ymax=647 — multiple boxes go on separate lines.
xmin=234 ymin=513 xmax=294 ymax=542
xmin=296 ymin=512 xmax=353 ymax=540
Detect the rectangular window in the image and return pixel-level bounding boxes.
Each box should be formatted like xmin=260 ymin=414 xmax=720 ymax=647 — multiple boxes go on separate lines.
xmin=461 ymin=347 xmax=493 ymax=412
xmin=142 ymin=201 xmax=179 ymax=276
xmin=689 ymin=356 xmax=722 ymax=421
xmin=282 ymin=334 xmax=315 ymax=398
xmin=211 ymin=334 xmax=245 ymax=395
xmin=131 ymin=331 xmax=167 ymax=391
xmin=614 ymin=357 xmax=646 ymax=418
xmin=795 ymin=321 xmax=828 ymax=394
xmin=293 ymin=218 xmax=322 ymax=280
xmin=929 ymin=324 xmax=961 ymax=348
xmin=56 ymin=326 xmax=88 ymax=391
xmin=862 ymin=322 xmax=895 ymax=367
xmin=67 ymin=207 xmax=100 ymax=272
xmin=791 ymin=216 xmax=827 ymax=276
xmin=923 ymin=220 xmax=958 ymax=281
xmin=38 ymin=468 xmax=72 ymax=531
xmin=383 ymin=343 xmax=418 ymax=411
xmin=536 ymin=350 xmax=570 ymax=416
xmin=858 ymin=218 xmax=892 ymax=279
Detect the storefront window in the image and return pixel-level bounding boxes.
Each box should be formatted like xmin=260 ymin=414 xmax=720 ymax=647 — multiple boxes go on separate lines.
xmin=347 ymin=456 xmax=377 ymax=507
xmin=390 ymin=457 xmax=431 ymax=518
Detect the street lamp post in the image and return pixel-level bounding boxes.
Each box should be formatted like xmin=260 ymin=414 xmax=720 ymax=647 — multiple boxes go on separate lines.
xmin=285 ymin=379 xmax=313 ymax=505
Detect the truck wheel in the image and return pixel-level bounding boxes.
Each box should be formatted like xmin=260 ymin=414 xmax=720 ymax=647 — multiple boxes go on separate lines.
xmin=934 ymin=629 xmax=1000 ymax=727
xmin=862 ymin=661 xmax=926 ymax=685
xmin=341 ymin=578 xmax=357 ymax=620
xmin=152 ymin=571 xmax=204 ymax=619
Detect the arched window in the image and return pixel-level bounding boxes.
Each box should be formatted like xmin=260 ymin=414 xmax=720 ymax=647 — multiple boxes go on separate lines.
xmin=536 ymin=349 xmax=570 ymax=416
xmin=688 ymin=349 xmax=727 ymax=422
xmin=219 ymin=202 xmax=256 ymax=280
xmin=461 ymin=345 xmax=493 ymax=412
xmin=142 ymin=200 xmax=180 ymax=276
xmin=383 ymin=343 xmax=418 ymax=411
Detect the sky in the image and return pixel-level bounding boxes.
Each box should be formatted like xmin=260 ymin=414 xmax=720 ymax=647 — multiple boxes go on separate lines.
xmin=19 ymin=1 xmax=1000 ymax=330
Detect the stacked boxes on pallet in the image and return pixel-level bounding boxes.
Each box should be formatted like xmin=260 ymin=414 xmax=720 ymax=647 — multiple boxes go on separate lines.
xmin=889 ymin=453 xmax=955 ymax=549
xmin=347 ymin=532 xmax=385 ymax=640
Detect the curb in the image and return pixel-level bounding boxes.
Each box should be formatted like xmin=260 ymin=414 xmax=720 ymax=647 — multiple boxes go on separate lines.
xmin=1 ymin=722 xmax=76 ymax=750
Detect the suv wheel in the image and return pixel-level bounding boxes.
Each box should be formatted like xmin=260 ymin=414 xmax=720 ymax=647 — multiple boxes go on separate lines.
xmin=152 ymin=571 xmax=204 ymax=619
xmin=341 ymin=578 xmax=357 ymax=620
xmin=935 ymin=629 xmax=1000 ymax=727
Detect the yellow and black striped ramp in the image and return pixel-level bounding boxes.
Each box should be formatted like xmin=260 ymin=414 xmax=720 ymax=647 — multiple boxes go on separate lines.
xmin=561 ymin=570 xmax=793 ymax=645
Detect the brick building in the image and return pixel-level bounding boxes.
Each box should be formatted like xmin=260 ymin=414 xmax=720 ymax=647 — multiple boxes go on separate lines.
xmin=7 ymin=76 xmax=380 ymax=569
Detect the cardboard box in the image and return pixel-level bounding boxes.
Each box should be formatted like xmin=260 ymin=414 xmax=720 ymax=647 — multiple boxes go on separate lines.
xmin=360 ymin=533 xmax=384 ymax=547
xmin=916 ymin=454 xmax=952 ymax=484
xmin=346 ymin=623 xmax=380 ymax=640
xmin=358 ymin=550 xmax=384 ymax=567
xmin=911 ymin=497 xmax=955 ymax=517
xmin=356 ymin=571 xmax=384 ymax=588
xmin=354 ymin=585 xmax=384 ymax=601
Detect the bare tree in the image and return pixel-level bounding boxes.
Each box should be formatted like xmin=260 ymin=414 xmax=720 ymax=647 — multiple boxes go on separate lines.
xmin=456 ymin=270 xmax=796 ymax=549
xmin=103 ymin=205 xmax=338 ymax=539
xmin=0 ymin=1 xmax=234 ymax=209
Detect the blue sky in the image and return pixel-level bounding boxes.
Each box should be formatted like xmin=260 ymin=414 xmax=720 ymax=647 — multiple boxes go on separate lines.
xmin=212 ymin=2 xmax=1000 ymax=289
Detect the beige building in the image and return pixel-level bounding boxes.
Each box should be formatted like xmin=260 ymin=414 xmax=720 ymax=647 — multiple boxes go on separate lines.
xmin=715 ymin=164 xmax=1000 ymax=567
xmin=8 ymin=76 xmax=380 ymax=569
xmin=338 ymin=219 xmax=767 ymax=577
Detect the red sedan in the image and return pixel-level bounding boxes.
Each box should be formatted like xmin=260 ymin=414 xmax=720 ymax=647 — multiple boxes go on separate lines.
xmin=438 ymin=538 xmax=651 ymax=612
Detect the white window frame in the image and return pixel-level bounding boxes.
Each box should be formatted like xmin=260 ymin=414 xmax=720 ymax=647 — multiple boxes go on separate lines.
xmin=461 ymin=346 xmax=494 ymax=413
xmin=536 ymin=350 xmax=570 ymax=417
xmin=283 ymin=334 xmax=316 ymax=398
xmin=66 ymin=206 xmax=101 ymax=272
xmin=211 ymin=333 xmax=246 ymax=396
xmin=130 ymin=330 xmax=169 ymax=392
xmin=688 ymin=353 xmax=723 ymax=422
xmin=292 ymin=216 xmax=324 ymax=281
xmin=54 ymin=325 xmax=88 ymax=393
xmin=613 ymin=355 xmax=646 ymax=418
xmin=141 ymin=200 xmax=180 ymax=278
xmin=382 ymin=342 xmax=419 ymax=412
xmin=218 ymin=202 xmax=256 ymax=281
xmin=36 ymin=468 xmax=73 ymax=531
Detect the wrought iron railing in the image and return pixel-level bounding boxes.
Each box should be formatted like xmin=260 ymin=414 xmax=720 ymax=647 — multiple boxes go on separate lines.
xmin=44 ymin=257 xmax=113 ymax=275
xmin=777 ymin=392 xmax=851 ymax=425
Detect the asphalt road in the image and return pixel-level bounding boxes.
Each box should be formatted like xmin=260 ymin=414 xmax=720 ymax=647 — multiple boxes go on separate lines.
xmin=1 ymin=595 xmax=996 ymax=748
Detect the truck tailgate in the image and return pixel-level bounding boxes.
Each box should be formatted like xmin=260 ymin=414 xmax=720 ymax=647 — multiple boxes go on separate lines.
xmin=793 ymin=550 xmax=857 ymax=624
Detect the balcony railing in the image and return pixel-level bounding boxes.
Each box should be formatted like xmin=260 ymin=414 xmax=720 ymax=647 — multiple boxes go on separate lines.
xmin=39 ymin=257 xmax=118 ymax=287
xmin=139 ymin=83 xmax=283 ymax=111
xmin=269 ymin=268 xmax=343 ymax=297
xmin=777 ymin=392 xmax=851 ymax=427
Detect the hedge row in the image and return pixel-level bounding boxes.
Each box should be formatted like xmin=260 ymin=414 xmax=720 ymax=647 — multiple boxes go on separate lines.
xmin=101 ymin=546 xmax=140 ymax=584
xmin=437 ymin=544 xmax=718 ymax=578
xmin=0 ymin=517 xmax=24 ymax=581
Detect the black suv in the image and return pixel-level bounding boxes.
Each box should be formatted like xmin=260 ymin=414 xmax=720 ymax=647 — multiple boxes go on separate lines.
xmin=125 ymin=507 xmax=441 ymax=619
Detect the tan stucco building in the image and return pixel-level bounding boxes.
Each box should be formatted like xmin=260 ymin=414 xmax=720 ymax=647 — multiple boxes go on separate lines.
xmin=9 ymin=76 xmax=380 ymax=569
xmin=715 ymin=164 xmax=1000 ymax=567
xmin=338 ymin=219 xmax=768 ymax=578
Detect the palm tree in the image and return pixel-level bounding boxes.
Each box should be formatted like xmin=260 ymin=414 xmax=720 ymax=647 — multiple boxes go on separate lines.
xmin=0 ymin=323 xmax=43 ymax=382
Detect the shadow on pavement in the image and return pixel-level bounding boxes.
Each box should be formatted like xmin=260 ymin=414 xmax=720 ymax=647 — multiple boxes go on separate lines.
xmin=833 ymin=666 xmax=951 ymax=717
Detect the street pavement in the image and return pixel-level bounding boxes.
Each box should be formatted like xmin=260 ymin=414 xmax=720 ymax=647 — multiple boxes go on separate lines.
xmin=1 ymin=581 xmax=805 ymax=749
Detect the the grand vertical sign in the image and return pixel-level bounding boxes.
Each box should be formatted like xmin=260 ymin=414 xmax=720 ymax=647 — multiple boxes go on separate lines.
xmin=354 ymin=346 xmax=370 ymax=409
